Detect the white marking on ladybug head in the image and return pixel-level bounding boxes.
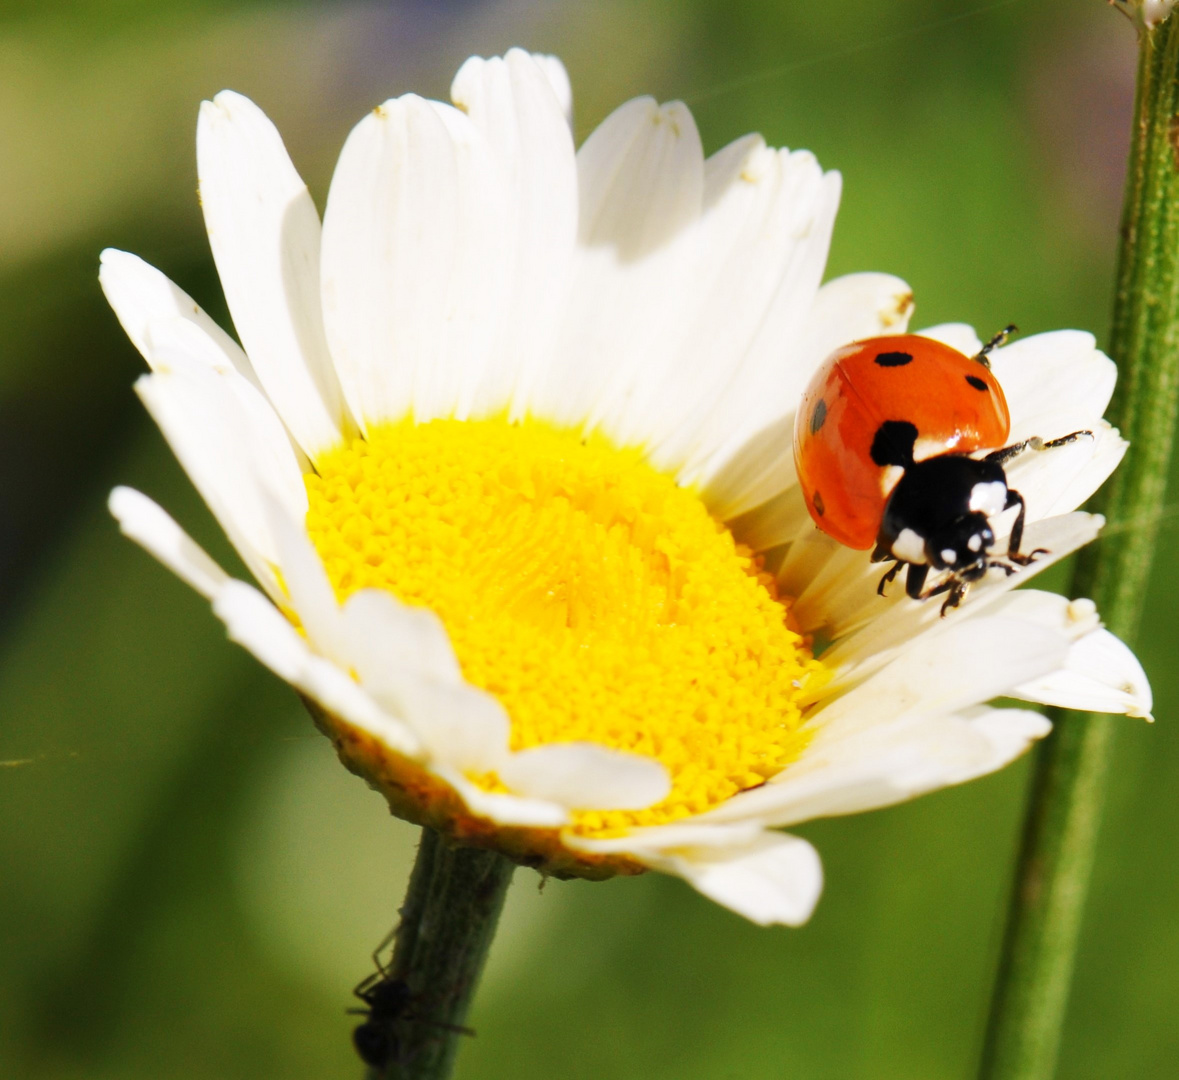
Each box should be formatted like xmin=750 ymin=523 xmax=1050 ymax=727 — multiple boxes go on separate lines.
xmin=969 ymin=480 xmax=1007 ymax=518
xmin=892 ymin=527 xmax=927 ymax=564
xmin=967 ymin=533 xmax=983 ymax=552
xmin=941 ymin=548 xmax=958 ymax=565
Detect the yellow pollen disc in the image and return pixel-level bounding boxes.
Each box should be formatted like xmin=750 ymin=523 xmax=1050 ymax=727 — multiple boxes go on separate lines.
xmin=304 ymin=419 xmax=827 ymax=837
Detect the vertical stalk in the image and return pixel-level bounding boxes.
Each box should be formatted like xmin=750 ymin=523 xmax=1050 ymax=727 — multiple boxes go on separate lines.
xmin=364 ymin=828 xmax=515 ymax=1080
xmin=979 ymin=9 xmax=1179 ymax=1080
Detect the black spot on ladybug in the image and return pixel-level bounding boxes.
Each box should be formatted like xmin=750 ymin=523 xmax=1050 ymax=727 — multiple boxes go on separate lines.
xmin=810 ymin=399 xmax=828 ymax=434
xmin=875 ymin=351 xmax=913 ymax=367
xmin=870 ymin=420 xmax=918 ymax=468
xmin=813 ymin=490 xmax=825 ymax=517
xmin=965 ymin=374 xmax=988 ymax=391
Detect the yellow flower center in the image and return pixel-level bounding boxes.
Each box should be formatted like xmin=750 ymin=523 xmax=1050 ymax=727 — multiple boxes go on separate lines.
xmin=304 ymin=418 xmax=825 ymax=837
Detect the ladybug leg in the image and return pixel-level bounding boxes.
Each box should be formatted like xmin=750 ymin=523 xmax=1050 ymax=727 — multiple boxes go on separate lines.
xmin=904 ymin=562 xmax=930 ymax=600
xmin=973 ymin=324 xmax=1018 ymax=369
xmin=911 ymin=573 xmax=966 ymax=615
xmin=939 ymin=580 xmax=968 ymax=616
xmin=1001 ymin=489 xmax=1050 ymax=564
xmin=984 ymin=430 xmax=1094 ymax=467
xmin=877 ymin=560 xmax=904 ymax=596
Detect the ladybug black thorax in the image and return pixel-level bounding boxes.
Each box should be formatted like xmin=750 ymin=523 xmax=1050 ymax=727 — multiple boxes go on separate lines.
xmin=878 ymin=454 xmax=1008 ymax=571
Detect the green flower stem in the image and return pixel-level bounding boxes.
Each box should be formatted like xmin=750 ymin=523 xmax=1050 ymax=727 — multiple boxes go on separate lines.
xmin=368 ymin=828 xmax=515 ymax=1080
xmin=978 ymin=10 xmax=1179 ymax=1080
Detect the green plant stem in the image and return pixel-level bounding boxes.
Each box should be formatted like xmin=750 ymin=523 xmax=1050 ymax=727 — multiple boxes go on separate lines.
xmin=368 ymin=828 xmax=515 ymax=1080
xmin=978 ymin=10 xmax=1179 ymax=1080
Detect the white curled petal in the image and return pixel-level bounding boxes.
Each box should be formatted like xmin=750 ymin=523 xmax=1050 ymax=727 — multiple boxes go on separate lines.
xmin=321 ymin=94 xmax=507 ymax=428
xmin=433 ymin=765 xmax=570 ymax=827
xmin=640 ymin=832 xmax=824 ymax=927
xmin=536 ymin=96 xmax=705 ymax=426
xmin=341 ymin=590 xmax=463 ymax=686
xmin=990 ymin=331 xmax=1116 ymax=442
xmin=109 ymin=487 xmax=231 ymax=600
xmin=99 ymin=249 xmax=257 ymax=387
xmin=700 ymin=708 xmax=1050 ymax=828
xmin=212 ymin=581 xmax=419 ymax=755
xmin=699 ymin=269 xmax=911 ymax=520
xmin=498 ymin=743 xmax=671 ymax=811
xmin=918 ymin=322 xmax=982 ymax=356
xmin=197 ymin=91 xmax=350 ymax=459
xmin=451 ymin=49 xmax=578 ymax=418
xmin=1014 ymin=625 xmax=1153 ymax=718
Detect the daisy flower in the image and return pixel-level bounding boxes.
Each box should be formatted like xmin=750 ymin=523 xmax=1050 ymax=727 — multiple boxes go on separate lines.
xmin=103 ymin=49 xmax=1150 ymax=926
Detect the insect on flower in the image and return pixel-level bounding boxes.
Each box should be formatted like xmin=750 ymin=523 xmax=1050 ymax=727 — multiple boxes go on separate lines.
xmin=794 ymin=327 xmax=1092 ymax=614
xmin=349 ymin=968 xmax=474 ymax=1070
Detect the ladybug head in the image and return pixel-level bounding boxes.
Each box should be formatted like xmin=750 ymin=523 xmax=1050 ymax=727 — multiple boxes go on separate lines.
xmin=925 ymin=511 xmax=994 ymax=579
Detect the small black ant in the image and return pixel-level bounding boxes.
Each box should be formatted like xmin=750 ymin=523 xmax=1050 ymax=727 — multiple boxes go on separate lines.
xmin=348 ymin=937 xmax=475 ymax=1071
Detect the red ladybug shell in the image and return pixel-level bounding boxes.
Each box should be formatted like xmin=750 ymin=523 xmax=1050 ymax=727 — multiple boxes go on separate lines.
xmin=793 ymin=334 xmax=1011 ymax=550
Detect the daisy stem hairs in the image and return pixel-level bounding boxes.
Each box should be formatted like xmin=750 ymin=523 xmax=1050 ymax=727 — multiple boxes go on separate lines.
xmin=980 ymin=8 xmax=1179 ymax=1080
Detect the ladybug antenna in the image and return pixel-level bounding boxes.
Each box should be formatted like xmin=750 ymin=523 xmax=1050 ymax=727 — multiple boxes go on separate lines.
xmin=870 ymin=420 xmax=918 ymax=469
xmin=973 ymin=324 xmax=1018 ymax=369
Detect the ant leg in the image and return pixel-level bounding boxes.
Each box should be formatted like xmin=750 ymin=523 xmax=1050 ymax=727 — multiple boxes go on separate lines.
xmin=973 ymin=324 xmax=1018 ymax=369
xmin=985 ymin=429 xmax=1093 ymax=467
xmin=877 ymin=560 xmax=903 ymax=596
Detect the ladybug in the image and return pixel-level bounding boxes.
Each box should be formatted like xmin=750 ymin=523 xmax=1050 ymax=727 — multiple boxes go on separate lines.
xmin=793 ymin=327 xmax=1090 ymax=614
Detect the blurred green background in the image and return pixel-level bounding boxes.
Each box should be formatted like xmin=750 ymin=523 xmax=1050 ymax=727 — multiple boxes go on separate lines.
xmin=1 ymin=1 xmax=1174 ymax=1078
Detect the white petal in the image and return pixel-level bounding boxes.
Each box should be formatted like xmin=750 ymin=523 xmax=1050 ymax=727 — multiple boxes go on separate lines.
xmin=433 ymin=765 xmax=570 ymax=828
xmin=263 ymin=509 xmax=509 ymax=772
xmin=381 ymin=678 xmax=512 ymax=774
xmin=918 ymin=322 xmax=982 ymax=356
xmin=146 ymin=316 xmax=309 ymax=509
xmin=108 ymin=487 xmax=230 ymax=600
xmin=450 ymin=49 xmax=578 ymax=419
xmin=561 ymin=819 xmax=764 ymax=856
xmin=264 ymin=498 xmax=349 ymax=662
xmin=134 ymin=348 xmax=307 ymax=594
xmin=1002 ymin=420 xmax=1126 ymax=520
xmin=702 ymin=271 xmax=913 ymax=520
xmin=535 ymin=96 xmax=705 ymax=426
xmin=197 ymin=91 xmax=350 ymax=459
xmin=813 ymin=610 xmax=1071 ymax=745
xmin=531 ymin=53 xmax=573 ymax=126
xmin=212 ymin=580 xmax=419 ymax=756
xmin=341 ymin=590 xmax=463 ymax=686
xmin=1014 ymin=624 xmax=1153 ymax=719
xmin=641 ymin=831 xmax=824 ymax=927
xmin=498 ymin=743 xmax=671 ymax=811
xmin=636 ymin=141 xmax=832 ymax=472
xmin=990 ymin=330 xmax=1116 ymax=443
xmin=700 ymin=707 xmax=1050 ymax=828
xmin=794 ymin=512 xmax=1103 ymax=646
xmin=99 ymin=249 xmax=257 ymax=387
xmin=320 ymin=94 xmax=508 ymax=428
